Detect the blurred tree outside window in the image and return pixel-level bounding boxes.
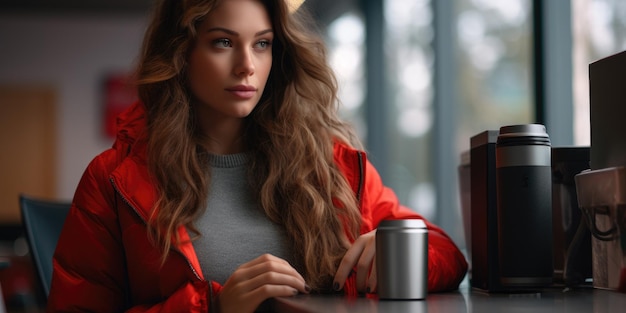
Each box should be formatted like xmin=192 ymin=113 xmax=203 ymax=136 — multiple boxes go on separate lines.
xmin=455 ymin=0 xmax=533 ymax=152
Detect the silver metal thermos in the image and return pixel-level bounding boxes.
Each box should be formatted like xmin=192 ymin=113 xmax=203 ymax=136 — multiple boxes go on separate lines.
xmin=376 ymin=219 xmax=428 ymax=300
xmin=495 ymin=124 xmax=553 ymax=287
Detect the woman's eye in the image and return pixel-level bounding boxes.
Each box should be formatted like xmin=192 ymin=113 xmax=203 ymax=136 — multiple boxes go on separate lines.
xmin=255 ymin=40 xmax=272 ymax=50
xmin=213 ymin=38 xmax=232 ymax=48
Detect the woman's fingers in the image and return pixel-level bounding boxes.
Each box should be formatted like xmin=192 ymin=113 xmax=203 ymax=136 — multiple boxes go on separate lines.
xmin=239 ymin=266 xmax=308 ymax=294
xmin=219 ymin=254 xmax=309 ymax=313
xmin=333 ymin=238 xmax=364 ymax=290
xmin=368 ymin=256 xmax=377 ymax=293
xmin=355 ymin=237 xmax=376 ymax=292
xmin=229 ymin=254 xmax=306 ymax=288
xmin=333 ymin=230 xmax=377 ymax=292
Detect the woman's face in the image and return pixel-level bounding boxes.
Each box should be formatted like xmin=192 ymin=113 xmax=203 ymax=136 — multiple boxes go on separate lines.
xmin=188 ymin=0 xmax=274 ymax=125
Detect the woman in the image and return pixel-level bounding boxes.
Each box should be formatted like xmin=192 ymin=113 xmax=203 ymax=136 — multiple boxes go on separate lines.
xmin=48 ymin=0 xmax=468 ymax=312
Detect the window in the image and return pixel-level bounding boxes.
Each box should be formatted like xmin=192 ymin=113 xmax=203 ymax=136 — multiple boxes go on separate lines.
xmin=322 ymin=0 xmax=626 ymax=250
xmin=326 ymin=0 xmax=533 ymax=248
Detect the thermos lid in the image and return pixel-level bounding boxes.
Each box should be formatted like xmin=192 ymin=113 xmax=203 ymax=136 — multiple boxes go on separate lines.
xmin=498 ymin=124 xmax=548 ymax=138
xmin=497 ymin=124 xmax=551 ymax=147
xmin=378 ymin=219 xmax=427 ymax=230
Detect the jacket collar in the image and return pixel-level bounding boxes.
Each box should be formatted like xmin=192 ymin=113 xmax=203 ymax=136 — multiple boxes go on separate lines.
xmin=109 ymin=101 xmax=155 ymax=222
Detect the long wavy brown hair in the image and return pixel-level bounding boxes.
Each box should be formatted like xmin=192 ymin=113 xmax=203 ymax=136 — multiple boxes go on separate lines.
xmin=135 ymin=0 xmax=362 ymax=290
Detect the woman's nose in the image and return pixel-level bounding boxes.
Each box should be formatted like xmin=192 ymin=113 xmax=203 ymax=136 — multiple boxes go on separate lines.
xmin=234 ymin=49 xmax=255 ymax=76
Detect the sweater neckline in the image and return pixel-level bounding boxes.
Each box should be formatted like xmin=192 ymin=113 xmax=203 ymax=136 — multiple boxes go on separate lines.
xmin=208 ymin=153 xmax=248 ymax=168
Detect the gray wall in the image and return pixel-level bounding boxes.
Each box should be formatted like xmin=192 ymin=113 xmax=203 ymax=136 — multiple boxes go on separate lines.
xmin=0 ymin=13 xmax=148 ymax=200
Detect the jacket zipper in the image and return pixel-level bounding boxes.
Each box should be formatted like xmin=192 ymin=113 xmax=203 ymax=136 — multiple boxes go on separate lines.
xmin=109 ymin=177 xmax=202 ymax=281
xmin=355 ymin=151 xmax=365 ymax=204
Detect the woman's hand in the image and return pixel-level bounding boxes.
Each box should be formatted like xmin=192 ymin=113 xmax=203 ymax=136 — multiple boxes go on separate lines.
xmin=333 ymin=229 xmax=377 ymax=293
xmin=218 ymin=254 xmax=309 ymax=313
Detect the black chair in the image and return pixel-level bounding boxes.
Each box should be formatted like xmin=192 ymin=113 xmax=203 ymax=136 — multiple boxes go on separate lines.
xmin=19 ymin=195 xmax=71 ymax=298
xmin=0 ymin=257 xmax=9 ymax=313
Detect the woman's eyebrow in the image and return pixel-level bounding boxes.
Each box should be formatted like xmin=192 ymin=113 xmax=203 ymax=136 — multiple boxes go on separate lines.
xmin=255 ymin=29 xmax=274 ymax=37
xmin=205 ymin=27 xmax=273 ymax=37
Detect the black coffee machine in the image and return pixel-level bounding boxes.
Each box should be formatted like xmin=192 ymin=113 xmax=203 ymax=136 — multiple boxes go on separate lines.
xmin=464 ymin=130 xmax=591 ymax=292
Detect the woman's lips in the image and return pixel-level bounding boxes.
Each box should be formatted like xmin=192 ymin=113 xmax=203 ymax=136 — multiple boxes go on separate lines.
xmin=226 ymin=85 xmax=257 ymax=99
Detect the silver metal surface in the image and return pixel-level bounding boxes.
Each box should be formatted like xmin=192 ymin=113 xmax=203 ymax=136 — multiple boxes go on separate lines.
xmin=376 ymin=219 xmax=428 ymax=300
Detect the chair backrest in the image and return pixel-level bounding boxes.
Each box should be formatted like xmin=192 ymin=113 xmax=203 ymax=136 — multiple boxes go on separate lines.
xmin=19 ymin=195 xmax=71 ymax=298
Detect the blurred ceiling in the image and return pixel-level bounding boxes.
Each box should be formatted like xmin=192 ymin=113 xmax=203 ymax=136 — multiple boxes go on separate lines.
xmin=0 ymin=0 xmax=357 ymax=25
xmin=0 ymin=0 xmax=154 ymax=13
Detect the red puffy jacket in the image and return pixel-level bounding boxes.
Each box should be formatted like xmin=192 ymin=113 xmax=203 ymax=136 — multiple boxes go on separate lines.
xmin=47 ymin=101 xmax=467 ymax=312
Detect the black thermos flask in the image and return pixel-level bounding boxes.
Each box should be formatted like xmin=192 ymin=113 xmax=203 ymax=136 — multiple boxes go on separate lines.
xmin=495 ymin=124 xmax=553 ymax=287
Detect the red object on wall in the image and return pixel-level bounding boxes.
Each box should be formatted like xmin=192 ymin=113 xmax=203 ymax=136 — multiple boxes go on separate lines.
xmin=103 ymin=73 xmax=137 ymax=139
